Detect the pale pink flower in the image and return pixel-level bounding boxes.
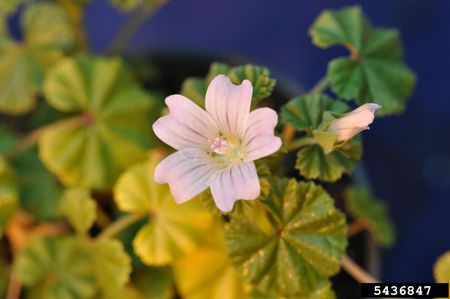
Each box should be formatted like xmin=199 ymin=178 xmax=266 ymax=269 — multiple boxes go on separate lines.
xmin=152 ymin=75 xmax=281 ymax=212
xmin=328 ymin=103 xmax=381 ymax=142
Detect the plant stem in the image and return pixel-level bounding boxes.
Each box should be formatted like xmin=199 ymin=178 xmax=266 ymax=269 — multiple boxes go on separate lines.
xmin=4 ymin=115 xmax=85 ymax=160
xmin=96 ymin=213 xmax=145 ymax=240
xmin=108 ymin=0 xmax=167 ymax=54
xmin=310 ymin=76 xmax=328 ymax=94
xmin=341 ymin=254 xmax=379 ymax=283
xmin=6 ymin=271 xmax=21 ymax=299
xmin=281 ymin=76 xmax=328 ymax=143
xmin=347 ymin=218 xmax=369 ymax=237
xmin=287 ymin=137 xmax=317 ymax=151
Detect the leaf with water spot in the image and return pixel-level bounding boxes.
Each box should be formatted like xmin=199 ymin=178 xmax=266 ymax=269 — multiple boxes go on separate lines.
xmin=225 ymin=179 xmax=347 ymax=297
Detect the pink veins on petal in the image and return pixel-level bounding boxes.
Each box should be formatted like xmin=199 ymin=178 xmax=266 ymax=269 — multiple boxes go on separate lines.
xmin=152 ymin=74 xmax=282 ymax=212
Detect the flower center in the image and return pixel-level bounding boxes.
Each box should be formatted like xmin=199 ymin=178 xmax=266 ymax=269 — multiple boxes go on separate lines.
xmin=210 ymin=137 xmax=228 ymax=154
xmin=209 ymin=135 xmax=244 ymax=167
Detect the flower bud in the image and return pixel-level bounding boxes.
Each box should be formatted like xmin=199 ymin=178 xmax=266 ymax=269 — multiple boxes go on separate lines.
xmin=328 ymin=103 xmax=381 ymax=141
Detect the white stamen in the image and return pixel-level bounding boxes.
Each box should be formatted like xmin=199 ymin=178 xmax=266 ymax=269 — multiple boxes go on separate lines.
xmin=210 ymin=137 xmax=228 ymax=154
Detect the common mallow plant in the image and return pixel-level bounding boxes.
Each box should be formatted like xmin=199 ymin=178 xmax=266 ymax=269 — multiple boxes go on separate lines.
xmin=2 ymin=4 xmax=437 ymax=299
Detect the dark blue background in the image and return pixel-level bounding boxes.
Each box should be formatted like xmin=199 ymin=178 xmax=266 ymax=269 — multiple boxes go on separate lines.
xmin=84 ymin=0 xmax=450 ymax=282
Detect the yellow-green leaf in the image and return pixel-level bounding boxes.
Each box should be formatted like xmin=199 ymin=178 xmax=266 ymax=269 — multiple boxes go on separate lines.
xmin=40 ymin=55 xmax=154 ymax=189
xmin=59 ymin=188 xmax=96 ymax=235
xmin=309 ymin=6 xmax=416 ymax=116
xmin=132 ymin=267 xmax=175 ymax=299
xmin=114 ymin=159 xmax=213 ymax=265
xmin=90 ymin=239 xmax=132 ymax=289
xmin=345 ymin=186 xmax=395 ymax=247
xmin=174 ymin=224 xmax=246 ymax=299
xmin=181 ymin=62 xmax=276 ymax=107
xmin=434 ymin=251 xmax=450 ymax=285
xmin=0 ymin=157 xmax=18 ymax=238
xmin=0 ymin=3 xmax=73 ymax=114
xmin=14 ymin=236 xmax=96 ymax=299
xmin=296 ymin=139 xmax=362 ymax=182
xmin=225 ymin=179 xmax=347 ymax=297
xmin=434 ymin=251 xmax=450 ymax=298
xmin=248 ymin=280 xmax=336 ymax=299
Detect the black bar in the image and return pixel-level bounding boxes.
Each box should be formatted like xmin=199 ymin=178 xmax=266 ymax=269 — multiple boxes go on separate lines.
xmin=361 ymin=283 xmax=449 ymax=298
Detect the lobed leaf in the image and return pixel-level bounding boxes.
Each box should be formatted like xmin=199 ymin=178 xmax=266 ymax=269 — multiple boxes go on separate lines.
xmin=0 ymin=3 xmax=73 ymax=114
xmin=90 ymin=239 xmax=132 ymax=290
xmin=14 ymin=147 xmax=62 ymax=220
xmin=225 ymin=179 xmax=347 ymax=297
xmin=59 ymin=188 xmax=97 ymax=236
xmin=14 ymin=236 xmax=96 ymax=299
xmin=181 ymin=62 xmax=276 ymax=107
xmin=281 ymin=93 xmax=348 ymax=132
xmin=114 ymin=159 xmax=213 ymax=265
xmin=40 ymin=55 xmax=154 ymax=189
xmin=309 ymin=6 xmax=416 ymax=116
xmin=345 ymin=186 xmax=395 ymax=247
xmin=296 ymin=139 xmax=362 ymax=182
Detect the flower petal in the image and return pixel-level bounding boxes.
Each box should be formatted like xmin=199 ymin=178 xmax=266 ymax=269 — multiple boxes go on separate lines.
xmin=153 ymin=95 xmax=219 ymax=150
xmin=210 ymin=162 xmax=260 ymax=212
xmin=205 ymin=75 xmax=252 ymax=137
xmin=244 ymin=108 xmax=282 ymax=161
xmin=155 ymin=148 xmax=216 ymax=204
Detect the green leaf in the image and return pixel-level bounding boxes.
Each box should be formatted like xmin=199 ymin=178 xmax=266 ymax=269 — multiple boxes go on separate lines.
xmin=174 ymin=224 xmax=246 ymax=299
xmin=345 ymin=186 xmax=395 ymax=247
xmin=0 ymin=3 xmax=73 ymax=114
xmin=228 ymin=64 xmax=276 ymax=104
xmin=14 ymin=147 xmax=62 ymax=220
xmin=180 ymin=78 xmax=207 ymax=107
xmin=114 ymin=159 xmax=214 ymax=265
xmin=309 ymin=6 xmax=416 ymax=115
xmin=132 ymin=267 xmax=175 ymax=299
xmin=205 ymin=62 xmax=231 ymax=83
xmin=281 ymin=94 xmax=348 ymax=132
xmin=312 ymin=130 xmax=337 ymax=155
xmin=0 ymin=157 xmax=18 ymax=238
xmin=40 ymin=55 xmax=154 ymax=189
xmin=296 ymin=138 xmax=362 ymax=182
xmin=225 ymin=179 xmax=347 ymax=297
xmin=90 ymin=239 xmax=132 ymax=290
xmin=434 ymin=251 xmax=450 ymax=285
xmin=248 ymin=280 xmax=336 ymax=299
xmin=14 ymin=236 xmax=96 ymax=299
xmin=181 ymin=62 xmax=276 ymax=107
xmin=59 ymin=188 xmax=96 ymax=235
